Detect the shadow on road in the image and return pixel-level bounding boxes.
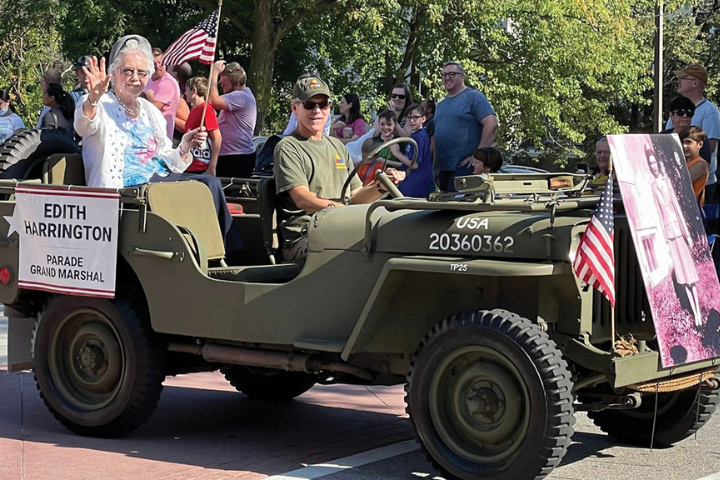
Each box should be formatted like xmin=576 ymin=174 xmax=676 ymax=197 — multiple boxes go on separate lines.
xmin=0 ymin=371 xmax=413 ymax=477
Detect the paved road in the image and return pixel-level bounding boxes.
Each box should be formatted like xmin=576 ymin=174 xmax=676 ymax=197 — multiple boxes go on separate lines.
xmin=2 ymin=313 xmax=720 ymax=480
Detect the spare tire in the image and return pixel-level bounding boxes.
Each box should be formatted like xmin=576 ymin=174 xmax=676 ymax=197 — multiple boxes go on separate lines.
xmin=0 ymin=129 xmax=81 ymax=180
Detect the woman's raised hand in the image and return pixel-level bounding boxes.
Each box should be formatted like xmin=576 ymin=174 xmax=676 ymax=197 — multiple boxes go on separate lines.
xmin=83 ymin=56 xmax=111 ymax=104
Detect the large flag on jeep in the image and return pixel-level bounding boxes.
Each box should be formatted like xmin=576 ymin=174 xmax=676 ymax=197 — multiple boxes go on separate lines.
xmin=573 ymin=173 xmax=615 ymax=306
xmin=161 ymin=10 xmax=218 ymax=66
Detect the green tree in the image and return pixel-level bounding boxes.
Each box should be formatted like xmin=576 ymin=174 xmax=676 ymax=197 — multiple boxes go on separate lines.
xmin=296 ymin=0 xmax=656 ymax=160
xmin=0 ymin=0 xmax=69 ymax=125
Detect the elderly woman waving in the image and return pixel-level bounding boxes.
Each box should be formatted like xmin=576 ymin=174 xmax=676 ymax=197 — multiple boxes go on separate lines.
xmin=75 ymin=35 xmax=232 ymax=241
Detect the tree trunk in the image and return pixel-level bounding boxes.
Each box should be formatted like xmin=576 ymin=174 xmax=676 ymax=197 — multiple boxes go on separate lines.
xmin=247 ymin=0 xmax=277 ymax=135
xmin=397 ymin=5 xmax=423 ymax=84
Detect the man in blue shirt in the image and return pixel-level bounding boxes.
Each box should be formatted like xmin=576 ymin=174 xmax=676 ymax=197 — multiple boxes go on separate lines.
xmin=434 ymin=61 xmax=498 ymax=192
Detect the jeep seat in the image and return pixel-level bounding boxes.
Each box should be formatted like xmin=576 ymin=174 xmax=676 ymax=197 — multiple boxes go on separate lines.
xmin=145 ymin=181 xmax=226 ymax=269
xmin=256 ymin=177 xmax=280 ymax=264
xmin=43 ymin=154 xmax=86 ymax=186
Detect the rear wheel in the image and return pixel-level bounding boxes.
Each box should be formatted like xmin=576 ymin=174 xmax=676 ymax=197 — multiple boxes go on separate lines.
xmin=406 ymin=309 xmax=574 ymax=480
xmin=0 ymin=129 xmax=80 ymax=179
xmin=221 ymin=365 xmax=316 ymax=401
xmin=33 ymin=295 xmax=165 ymax=437
xmin=588 ymin=385 xmax=720 ymax=447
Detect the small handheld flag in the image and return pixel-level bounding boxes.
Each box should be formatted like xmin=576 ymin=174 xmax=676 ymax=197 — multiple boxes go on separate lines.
xmin=573 ymin=172 xmax=615 ymax=306
xmin=161 ymin=10 xmax=219 ymax=66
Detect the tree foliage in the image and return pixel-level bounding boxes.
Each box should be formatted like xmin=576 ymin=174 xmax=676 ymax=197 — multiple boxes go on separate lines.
xmin=11 ymin=0 xmax=720 ymax=163
xmin=0 ymin=0 xmax=68 ymax=125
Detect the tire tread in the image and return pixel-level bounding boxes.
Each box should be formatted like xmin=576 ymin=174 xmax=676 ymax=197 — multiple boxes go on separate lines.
xmin=405 ymin=308 xmax=574 ymax=480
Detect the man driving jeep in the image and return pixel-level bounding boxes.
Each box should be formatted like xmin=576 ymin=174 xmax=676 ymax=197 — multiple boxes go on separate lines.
xmin=273 ymin=74 xmax=404 ymax=261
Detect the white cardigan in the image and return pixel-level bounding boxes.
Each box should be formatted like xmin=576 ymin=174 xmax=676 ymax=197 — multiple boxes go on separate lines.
xmin=74 ymin=92 xmax=190 ymax=188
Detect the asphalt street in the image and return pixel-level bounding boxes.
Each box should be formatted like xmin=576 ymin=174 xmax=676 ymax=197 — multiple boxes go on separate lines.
xmin=2 ymin=311 xmax=720 ymax=480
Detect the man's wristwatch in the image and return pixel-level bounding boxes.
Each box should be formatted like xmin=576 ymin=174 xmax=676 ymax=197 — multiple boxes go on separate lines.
xmin=376 ymin=182 xmax=388 ymax=194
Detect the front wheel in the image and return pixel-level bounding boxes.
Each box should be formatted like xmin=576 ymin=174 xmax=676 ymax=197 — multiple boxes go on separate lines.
xmin=406 ymin=309 xmax=575 ymax=480
xmin=33 ymin=295 xmax=165 ymax=437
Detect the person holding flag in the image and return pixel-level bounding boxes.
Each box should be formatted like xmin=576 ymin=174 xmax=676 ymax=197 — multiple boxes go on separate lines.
xmin=162 ymin=7 xmax=257 ymax=179
xmin=74 ymin=35 xmax=232 ymax=243
xmin=208 ymin=61 xmax=257 ymax=178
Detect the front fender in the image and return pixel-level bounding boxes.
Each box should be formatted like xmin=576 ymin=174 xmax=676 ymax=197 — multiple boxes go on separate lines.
xmin=341 ymin=256 xmax=572 ymax=361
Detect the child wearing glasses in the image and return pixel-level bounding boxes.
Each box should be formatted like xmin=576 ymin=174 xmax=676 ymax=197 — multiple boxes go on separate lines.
xmin=389 ymin=103 xmax=435 ymax=197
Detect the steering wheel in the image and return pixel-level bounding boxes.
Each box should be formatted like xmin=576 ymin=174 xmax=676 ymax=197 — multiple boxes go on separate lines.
xmin=340 ymin=136 xmax=419 ymax=203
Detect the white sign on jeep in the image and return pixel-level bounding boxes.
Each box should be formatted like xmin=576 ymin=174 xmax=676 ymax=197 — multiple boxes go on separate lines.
xmin=6 ymin=185 xmax=120 ymax=298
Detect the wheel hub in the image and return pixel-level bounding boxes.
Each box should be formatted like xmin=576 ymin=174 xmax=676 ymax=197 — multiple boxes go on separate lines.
xmin=48 ymin=310 xmax=125 ymax=410
xmin=429 ymin=346 xmax=530 ymax=463
xmin=466 ymin=382 xmax=503 ymax=422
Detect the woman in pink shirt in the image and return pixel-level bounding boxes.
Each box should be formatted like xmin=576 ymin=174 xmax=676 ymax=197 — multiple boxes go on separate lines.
xmin=331 ymin=93 xmax=366 ymax=144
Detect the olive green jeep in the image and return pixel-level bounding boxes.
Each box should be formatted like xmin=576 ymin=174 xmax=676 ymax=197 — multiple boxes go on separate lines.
xmin=1 ymin=130 xmax=719 ymax=480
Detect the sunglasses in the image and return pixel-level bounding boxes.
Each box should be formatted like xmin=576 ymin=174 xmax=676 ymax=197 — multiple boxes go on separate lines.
xmin=120 ymin=68 xmax=150 ymax=78
xmin=442 ymin=72 xmax=462 ymax=79
xmin=671 ymin=109 xmax=693 ymax=117
xmin=302 ymin=99 xmax=332 ymax=111
xmin=390 ymin=93 xmax=406 ymax=100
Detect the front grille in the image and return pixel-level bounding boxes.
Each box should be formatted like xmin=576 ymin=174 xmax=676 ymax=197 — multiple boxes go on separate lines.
xmin=592 ymin=217 xmax=653 ymax=336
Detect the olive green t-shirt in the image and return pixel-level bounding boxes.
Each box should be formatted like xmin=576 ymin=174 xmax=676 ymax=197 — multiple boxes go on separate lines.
xmin=274 ymin=132 xmax=362 ymax=244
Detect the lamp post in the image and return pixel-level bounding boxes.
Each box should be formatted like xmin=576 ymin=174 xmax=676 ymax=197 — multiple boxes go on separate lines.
xmin=653 ymin=0 xmax=664 ymax=132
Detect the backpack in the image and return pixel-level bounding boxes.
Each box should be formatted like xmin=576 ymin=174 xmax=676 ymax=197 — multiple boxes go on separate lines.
xmin=252 ymin=135 xmax=283 ymax=177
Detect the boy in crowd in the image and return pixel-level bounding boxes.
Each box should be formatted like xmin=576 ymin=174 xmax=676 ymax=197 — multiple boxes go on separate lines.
xmin=357 ymin=137 xmax=385 ymax=185
xmin=680 ymin=126 xmax=710 ymax=206
xmin=471 ymin=146 xmax=504 ymax=174
xmin=389 ymin=103 xmax=434 ymax=197
xmin=184 ymin=77 xmax=222 ymax=175
xmin=371 ymin=109 xmax=402 ymax=166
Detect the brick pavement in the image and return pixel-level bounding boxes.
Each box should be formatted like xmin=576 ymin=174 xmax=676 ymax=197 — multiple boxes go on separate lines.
xmin=0 ymin=369 xmax=414 ymax=480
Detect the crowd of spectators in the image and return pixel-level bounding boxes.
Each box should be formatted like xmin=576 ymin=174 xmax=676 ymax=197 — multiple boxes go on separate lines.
xmin=4 ymin=42 xmax=717 ymax=212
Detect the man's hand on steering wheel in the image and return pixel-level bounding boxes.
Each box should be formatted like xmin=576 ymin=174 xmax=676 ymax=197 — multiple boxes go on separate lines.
xmin=381 ymin=168 xmax=405 ymax=186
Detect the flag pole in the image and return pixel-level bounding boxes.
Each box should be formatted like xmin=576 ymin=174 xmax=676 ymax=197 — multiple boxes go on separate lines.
xmin=609 ymin=151 xmax=616 ymax=352
xmin=200 ymin=0 xmax=224 ymax=130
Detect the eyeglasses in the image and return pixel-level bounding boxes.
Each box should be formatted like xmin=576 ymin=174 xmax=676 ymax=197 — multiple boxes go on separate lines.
xmin=302 ymin=99 xmax=331 ymax=111
xmin=121 ymin=68 xmax=150 ymax=78
xmin=442 ymin=72 xmax=462 ymax=79
xmin=406 ymin=115 xmax=423 ymax=120
xmin=671 ymin=108 xmax=693 ymax=117
xmin=390 ymin=93 xmax=406 ymax=100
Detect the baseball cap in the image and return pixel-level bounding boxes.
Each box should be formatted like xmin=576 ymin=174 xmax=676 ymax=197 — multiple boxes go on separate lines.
xmin=73 ymin=56 xmax=92 ymax=71
xmin=668 ymin=95 xmax=695 ymax=113
xmin=674 ymin=64 xmax=708 ymax=83
xmin=292 ymin=75 xmax=331 ymax=102
xmin=108 ymin=35 xmax=153 ymax=67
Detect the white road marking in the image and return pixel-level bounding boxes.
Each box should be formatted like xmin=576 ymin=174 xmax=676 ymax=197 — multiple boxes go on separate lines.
xmin=265 ymin=440 xmax=419 ymax=480
xmin=696 ymin=473 xmax=720 ymax=480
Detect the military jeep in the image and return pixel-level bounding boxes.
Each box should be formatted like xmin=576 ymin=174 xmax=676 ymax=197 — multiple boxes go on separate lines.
xmin=1 ymin=129 xmax=719 ymax=480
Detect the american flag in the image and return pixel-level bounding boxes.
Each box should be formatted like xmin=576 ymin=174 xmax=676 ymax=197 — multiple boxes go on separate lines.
xmin=573 ymin=173 xmax=615 ymax=306
xmin=161 ymin=10 xmax=218 ymax=66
